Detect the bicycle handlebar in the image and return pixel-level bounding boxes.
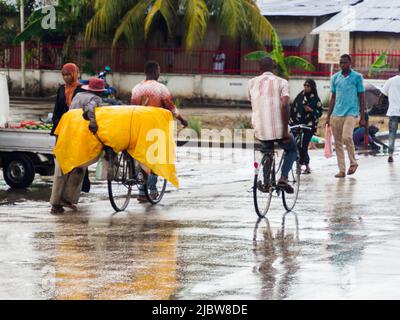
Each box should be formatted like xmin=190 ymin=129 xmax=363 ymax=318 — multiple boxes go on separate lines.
xmin=289 ymin=124 xmax=313 ymax=131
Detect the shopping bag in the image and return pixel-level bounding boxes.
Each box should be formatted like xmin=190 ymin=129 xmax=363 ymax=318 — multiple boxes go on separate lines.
xmin=324 ymin=124 xmax=333 ymax=158
xmin=95 ymin=153 xmax=109 ymax=181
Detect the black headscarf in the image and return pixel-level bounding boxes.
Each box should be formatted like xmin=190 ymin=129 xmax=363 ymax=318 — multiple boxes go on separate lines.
xmin=304 ymin=79 xmax=318 ymax=97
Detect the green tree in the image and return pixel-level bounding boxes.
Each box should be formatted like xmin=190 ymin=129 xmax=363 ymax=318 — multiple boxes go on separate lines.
xmin=85 ymin=0 xmax=273 ymax=49
xmin=245 ymin=28 xmax=314 ymax=78
xmin=0 ymin=0 xmax=18 ymax=45
xmin=14 ymin=0 xmax=93 ymax=62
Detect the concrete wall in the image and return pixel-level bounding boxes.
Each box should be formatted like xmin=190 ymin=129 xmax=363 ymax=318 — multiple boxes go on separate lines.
xmin=1 ymin=68 xmax=386 ymax=105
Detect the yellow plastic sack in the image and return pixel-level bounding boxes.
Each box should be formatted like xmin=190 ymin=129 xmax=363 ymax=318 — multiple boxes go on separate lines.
xmin=54 ymin=106 xmax=179 ymax=188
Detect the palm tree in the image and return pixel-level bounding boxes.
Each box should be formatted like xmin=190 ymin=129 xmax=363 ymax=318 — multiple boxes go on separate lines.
xmin=85 ymin=0 xmax=273 ymax=49
xmin=14 ymin=0 xmax=93 ymax=62
xmin=245 ymin=28 xmax=315 ymax=79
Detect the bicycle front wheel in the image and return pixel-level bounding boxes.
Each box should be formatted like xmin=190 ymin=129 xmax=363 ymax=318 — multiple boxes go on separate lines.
xmin=282 ymin=160 xmax=300 ymax=212
xmin=107 ymin=152 xmax=133 ymax=212
xmin=253 ymin=154 xmax=274 ymax=218
xmin=144 ymin=173 xmax=167 ymax=205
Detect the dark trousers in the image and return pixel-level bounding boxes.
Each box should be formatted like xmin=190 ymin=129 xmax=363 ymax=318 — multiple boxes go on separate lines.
xmin=297 ymin=130 xmax=313 ymax=166
xmin=259 ymin=134 xmax=297 ymax=178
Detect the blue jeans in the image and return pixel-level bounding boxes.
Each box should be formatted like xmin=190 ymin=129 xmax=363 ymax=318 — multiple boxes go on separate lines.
xmin=260 ymin=134 xmax=298 ymax=178
xmin=138 ymin=173 xmax=158 ymax=196
xmin=389 ymin=116 xmax=399 ymax=155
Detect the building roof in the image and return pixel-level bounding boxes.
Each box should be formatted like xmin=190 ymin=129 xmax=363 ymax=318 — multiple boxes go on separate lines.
xmin=311 ymin=0 xmax=400 ymax=34
xmin=257 ymin=0 xmax=362 ymax=17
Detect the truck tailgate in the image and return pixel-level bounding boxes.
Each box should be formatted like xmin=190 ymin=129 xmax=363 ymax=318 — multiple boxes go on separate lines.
xmin=0 ymin=129 xmax=55 ymax=154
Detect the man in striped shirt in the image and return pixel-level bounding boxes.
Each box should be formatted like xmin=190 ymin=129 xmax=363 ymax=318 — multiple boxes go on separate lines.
xmin=248 ymin=57 xmax=297 ymax=191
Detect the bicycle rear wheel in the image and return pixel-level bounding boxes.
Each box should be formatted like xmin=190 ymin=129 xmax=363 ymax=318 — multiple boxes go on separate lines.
xmin=107 ymin=152 xmax=133 ymax=212
xmin=144 ymin=173 xmax=167 ymax=205
xmin=253 ymin=154 xmax=274 ymax=218
xmin=282 ymin=160 xmax=301 ymax=212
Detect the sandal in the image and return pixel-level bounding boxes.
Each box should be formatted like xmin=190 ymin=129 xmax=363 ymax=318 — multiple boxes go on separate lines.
xmin=257 ymin=181 xmax=269 ymax=193
xmin=137 ymin=195 xmax=148 ymax=203
xmin=303 ymin=168 xmax=311 ymax=174
xmin=50 ymin=205 xmax=65 ymax=214
xmin=335 ymin=172 xmax=346 ymax=178
xmin=277 ymin=178 xmax=294 ymax=194
xmin=61 ymin=202 xmax=78 ymax=211
xmin=347 ymin=164 xmax=358 ymax=175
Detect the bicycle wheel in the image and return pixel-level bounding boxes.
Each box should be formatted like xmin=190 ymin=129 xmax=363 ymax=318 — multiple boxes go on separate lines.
xmin=107 ymin=152 xmax=133 ymax=212
xmin=253 ymin=154 xmax=275 ymax=218
xmin=144 ymin=173 xmax=167 ymax=205
xmin=282 ymin=160 xmax=301 ymax=212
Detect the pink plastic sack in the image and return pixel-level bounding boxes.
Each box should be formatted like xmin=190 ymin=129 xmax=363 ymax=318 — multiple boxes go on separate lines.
xmin=324 ymin=124 xmax=333 ymax=158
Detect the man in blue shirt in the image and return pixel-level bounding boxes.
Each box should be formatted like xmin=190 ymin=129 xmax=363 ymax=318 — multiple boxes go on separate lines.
xmin=326 ymin=54 xmax=366 ymax=178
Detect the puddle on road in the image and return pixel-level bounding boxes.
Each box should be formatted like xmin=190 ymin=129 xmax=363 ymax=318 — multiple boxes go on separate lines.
xmin=1 ymin=148 xmax=400 ymax=299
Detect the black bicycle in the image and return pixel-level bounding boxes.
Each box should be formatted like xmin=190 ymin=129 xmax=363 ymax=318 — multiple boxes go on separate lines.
xmin=253 ymin=124 xmax=312 ymax=217
xmin=106 ymin=150 xmax=167 ymax=212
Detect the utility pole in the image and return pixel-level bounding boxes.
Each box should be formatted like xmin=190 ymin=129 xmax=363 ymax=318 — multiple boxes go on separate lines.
xmin=20 ymin=0 xmax=26 ymax=96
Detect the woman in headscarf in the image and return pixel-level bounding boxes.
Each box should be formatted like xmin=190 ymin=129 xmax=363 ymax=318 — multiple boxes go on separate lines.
xmin=51 ymin=63 xmax=82 ymax=135
xmin=290 ymin=79 xmax=323 ymax=174
xmin=50 ymin=63 xmax=85 ymax=214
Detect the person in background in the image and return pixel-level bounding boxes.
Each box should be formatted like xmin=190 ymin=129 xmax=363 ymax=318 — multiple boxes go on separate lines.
xmin=248 ymin=57 xmax=297 ymax=192
xmin=49 ymin=63 xmax=83 ymax=214
xmin=70 ymin=78 xmax=106 ymax=134
xmin=377 ymin=65 xmax=400 ymax=163
xmin=353 ymin=113 xmax=386 ymax=151
xmin=290 ymin=79 xmax=323 ymax=174
xmin=326 ymin=54 xmax=366 ymax=178
xmin=51 ymin=63 xmax=83 ymax=136
xmin=49 ymin=78 xmax=106 ymax=214
xmin=213 ymin=46 xmax=226 ymax=74
xmin=131 ymin=61 xmax=188 ymax=202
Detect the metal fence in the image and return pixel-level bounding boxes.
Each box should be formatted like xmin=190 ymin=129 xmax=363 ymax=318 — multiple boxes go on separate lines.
xmin=1 ymin=43 xmax=400 ymax=79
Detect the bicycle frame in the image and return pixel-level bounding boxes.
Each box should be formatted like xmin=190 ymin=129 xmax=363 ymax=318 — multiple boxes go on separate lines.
xmin=252 ymin=124 xmax=312 ymax=216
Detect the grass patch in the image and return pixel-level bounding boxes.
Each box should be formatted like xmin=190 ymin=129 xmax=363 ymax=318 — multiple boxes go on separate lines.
xmin=187 ymin=116 xmax=202 ymax=135
xmin=234 ymin=115 xmax=252 ymax=129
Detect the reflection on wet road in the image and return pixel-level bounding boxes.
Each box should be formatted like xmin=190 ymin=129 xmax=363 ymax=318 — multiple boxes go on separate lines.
xmin=0 ymin=147 xmax=400 ymax=299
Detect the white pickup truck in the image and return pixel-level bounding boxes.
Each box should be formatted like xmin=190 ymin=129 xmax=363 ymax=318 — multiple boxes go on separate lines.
xmin=0 ymin=128 xmax=55 ymax=188
xmin=0 ymin=73 xmax=56 ymax=188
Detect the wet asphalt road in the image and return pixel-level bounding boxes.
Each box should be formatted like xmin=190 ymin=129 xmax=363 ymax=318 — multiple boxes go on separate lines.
xmin=0 ymin=146 xmax=399 ymax=300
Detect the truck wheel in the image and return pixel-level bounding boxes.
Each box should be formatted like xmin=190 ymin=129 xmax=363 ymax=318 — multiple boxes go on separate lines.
xmin=3 ymin=154 xmax=35 ymax=189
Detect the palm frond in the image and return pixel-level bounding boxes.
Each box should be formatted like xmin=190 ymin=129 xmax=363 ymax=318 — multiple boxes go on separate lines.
xmin=368 ymin=52 xmax=389 ymax=77
xmin=284 ymin=56 xmax=315 ymax=71
xmin=113 ymin=0 xmax=152 ymax=47
xmin=371 ymin=52 xmax=388 ymax=69
xmin=184 ymin=0 xmax=209 ymax=49
xmin=241 ymin=0 xmax=273 ymax=46
xmin=14 ymin=5 xmax=67 ymax=44
xmin=145 ymin=0 xmax=175 ymax=39
xmin=14 ymin=14 xmax=44 ymax=44
xmin=217 ymin=0 xmax=244 ymax=38
xmin=244 ymin=50 xmax=272 ymax=61
xmin=85 ymin=0 xmax=136 ymax=42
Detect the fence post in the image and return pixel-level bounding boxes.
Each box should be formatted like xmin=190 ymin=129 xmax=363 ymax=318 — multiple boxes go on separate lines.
xmin=371 ymin=51 xmax=376 ymax=65
xmin=199 ymin=50 xmax=203 ymax=74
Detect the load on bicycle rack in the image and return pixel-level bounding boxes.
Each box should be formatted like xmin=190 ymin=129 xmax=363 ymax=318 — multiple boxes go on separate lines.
xmin=253 ymin=124 xmax=312 ymax=217
xmin=53 ymin=105 xmax=179 ymax=212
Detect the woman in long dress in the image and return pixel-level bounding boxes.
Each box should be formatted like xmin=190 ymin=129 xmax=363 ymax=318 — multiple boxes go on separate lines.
xmin=50 ymin=63 xmax=84 ymax=214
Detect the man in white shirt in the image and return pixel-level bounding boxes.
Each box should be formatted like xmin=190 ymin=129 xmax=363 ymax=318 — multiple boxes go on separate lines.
xmin=248 ymin=57 xmax=297 ymax=191
xmin=213 ymin=47 xmax=226 ymax=74
xmin=378 ymin=66 xmax=400 ymax=163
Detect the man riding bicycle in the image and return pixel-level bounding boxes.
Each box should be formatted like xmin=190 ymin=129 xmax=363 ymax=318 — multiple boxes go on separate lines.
xmin=248 ymin=57 xmax=297 ymax=193
xmin=131 ymin=61 xmax=188 ymax=202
